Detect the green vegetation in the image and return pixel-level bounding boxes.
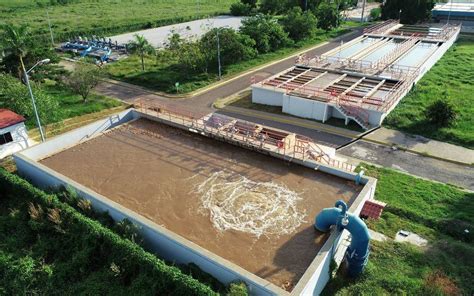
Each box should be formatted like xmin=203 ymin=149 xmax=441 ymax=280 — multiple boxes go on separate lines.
xmin=107 ymin=23 xmax=359 ymax=94
xmin=0 ymin=169 xmax=221 ymax=295
xmin=381 ymin=0 xmax=435 ymax=24
xmin=324 ymin=165 xmax=473 ymax=295
xmin=385 ymin=38 xmax=474 ymax=149
xmin=0 ymin=74 xmax=121 ymax=129
xmin=0 ymin=0 xmax=234 ymax=42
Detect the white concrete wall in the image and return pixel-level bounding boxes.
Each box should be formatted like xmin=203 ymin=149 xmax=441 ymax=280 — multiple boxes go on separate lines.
xmin=293 ymin=178 xmax=377 ymax=296
xmin=252 ymin=86 xmax=285 ymax=106
xmin=0 ymin=122 xmax=31 ymax=159
xmin=283 ymin=95 xmax=329 ymax=121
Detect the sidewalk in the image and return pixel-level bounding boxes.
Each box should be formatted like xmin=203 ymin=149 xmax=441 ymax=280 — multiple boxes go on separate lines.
xmin=365 ymin=128 xmax=474 ymax=166
xmin=219 ymin=105 xmax=474 ymax=166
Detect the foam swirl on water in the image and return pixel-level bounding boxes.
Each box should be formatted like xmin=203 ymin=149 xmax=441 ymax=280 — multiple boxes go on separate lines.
xmin=195 ymin=171 xmax=306 ymax=238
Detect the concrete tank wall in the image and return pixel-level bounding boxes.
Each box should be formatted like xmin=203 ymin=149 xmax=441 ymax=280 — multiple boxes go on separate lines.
xmin=252 ymin=86 xmax=285 ymax=106
xmin=283 ymin=95 xmax=329 ymax=122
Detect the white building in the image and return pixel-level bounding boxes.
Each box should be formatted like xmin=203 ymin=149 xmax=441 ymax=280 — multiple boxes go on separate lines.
xmin=0 ymin=109 xmax=31 ymax=159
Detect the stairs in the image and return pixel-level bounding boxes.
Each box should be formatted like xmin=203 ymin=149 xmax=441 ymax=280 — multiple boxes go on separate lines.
xmin=334 ymin=100 xmax=371 ymax=130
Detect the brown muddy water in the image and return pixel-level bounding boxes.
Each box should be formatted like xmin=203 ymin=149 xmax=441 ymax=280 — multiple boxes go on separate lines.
xmin=40 ymin=118 xmax=361 ymax=291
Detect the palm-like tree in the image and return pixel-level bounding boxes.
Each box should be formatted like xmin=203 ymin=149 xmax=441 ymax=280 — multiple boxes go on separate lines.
xmin=0 ymin=23 xmax=32 ymax=80
xmin=128 ymin=34 xmax=155 ymax=71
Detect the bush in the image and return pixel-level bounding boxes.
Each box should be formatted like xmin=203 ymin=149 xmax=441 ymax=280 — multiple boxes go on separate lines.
xmin=0 ymin=168 xmax=219 ymax=295
xmin=314 ymin=3 xmax=341 ymax=31
xmin=370 ymin=7 xmax=382 ymax=20
xmin=230 ymin=2 xmax=252 ymax=16
xmin=0 ymin=73 xmax=62 ymax=127
xmin=425 ymin=99 xmax=457 ymax=127
xmin=281 ymin=7 xmax=317 ymax=41
xmin=381 ymin=0 xmax=435 ymax=24
xmin=240 ymin=14 xmax=291 ymax=53
xmin=259 ymin=0 xmax=288 ymax=14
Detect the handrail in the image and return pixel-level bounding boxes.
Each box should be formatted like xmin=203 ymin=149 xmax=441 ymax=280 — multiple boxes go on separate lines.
xmin=134 ymin=100 xmax=355 ymax=172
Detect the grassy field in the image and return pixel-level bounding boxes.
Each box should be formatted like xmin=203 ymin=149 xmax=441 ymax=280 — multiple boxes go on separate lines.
xmin=106 ymin=23 xmax=361 ymax=94
xmin=324 ymin=165 xmax=473 ymax=295
xmin=0 ymin=0 xmax=233 ymax=41
xmin=384 ymin=37 xmax=474 ymax=149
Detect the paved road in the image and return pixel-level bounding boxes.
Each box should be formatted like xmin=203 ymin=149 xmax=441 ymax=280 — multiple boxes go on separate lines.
xmin=109 ymin=16 xmax=244 ymax=48
xmin=96 ymin=27 xmax=366 ymax=114
xmin=339 ymin=141 xmax=474 ymax=190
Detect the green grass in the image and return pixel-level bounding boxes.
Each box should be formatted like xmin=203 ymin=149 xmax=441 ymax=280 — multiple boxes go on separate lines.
xmin=384 ymin=37 xmax=474 ymax=149
xmin=106 ymin=23 xmax=363 ymax=94
xmin=31 ymin=80 xmax=123 ymax=129
xmin=323 ymin=165 xmax=474 ymax=295
xmin=43 ymin=81 xmax=122 ymax=122
xmin=0 ymin=0 xmax=234 ymax=41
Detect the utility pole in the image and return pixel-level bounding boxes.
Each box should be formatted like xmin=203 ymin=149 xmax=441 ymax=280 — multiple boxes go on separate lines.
xmin=46 ymin=10 xmax=55 ymax=46
xmin=360 ymin=0 xmax=366 ymax=23
xmin=217 ymin=28 xmax=221 ymax=80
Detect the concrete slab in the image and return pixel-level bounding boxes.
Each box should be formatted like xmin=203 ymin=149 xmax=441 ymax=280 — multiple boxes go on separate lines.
xmin=366 ymin=127 xmax=474 ymax=165
xmin=395 ymin=230 xmax=428 ymax=247
xmin=108 ymin=16 xmax=244 ymax=48
xmin=369 ymin=229 xmax=388 ymax=242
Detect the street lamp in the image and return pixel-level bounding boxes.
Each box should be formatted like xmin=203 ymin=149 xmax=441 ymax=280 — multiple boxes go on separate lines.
xmin=21 ymin=58 xmax=50 ymax=142
xmin=216 ymin=28 xmax=222 ymax=80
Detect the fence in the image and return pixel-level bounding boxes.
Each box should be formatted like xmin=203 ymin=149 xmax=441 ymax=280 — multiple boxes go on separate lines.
xmin=135 ymin=100 xmax=355 ymax=172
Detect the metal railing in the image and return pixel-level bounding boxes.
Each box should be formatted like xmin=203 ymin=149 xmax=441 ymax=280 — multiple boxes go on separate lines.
xmin=134 ymin=100 xmax=355 ymax=172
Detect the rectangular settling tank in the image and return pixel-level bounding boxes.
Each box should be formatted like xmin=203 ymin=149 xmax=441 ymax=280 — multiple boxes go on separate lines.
xmin=39 ymin=118 xmax=362 ymax=291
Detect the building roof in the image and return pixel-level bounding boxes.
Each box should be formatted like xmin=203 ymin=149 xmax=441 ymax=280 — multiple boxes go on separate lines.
xmin=0 ymin=109 xmax=26 ymax=129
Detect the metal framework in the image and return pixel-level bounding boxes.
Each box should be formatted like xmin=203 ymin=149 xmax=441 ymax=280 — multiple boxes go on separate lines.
xmin=135 ymin=100 xmax=355 ymax=172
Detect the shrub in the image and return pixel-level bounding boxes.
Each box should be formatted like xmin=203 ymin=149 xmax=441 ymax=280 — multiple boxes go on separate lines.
xmin=281 ymin=7 xmax=317 ymax=41
xmin=240 ymin=14 xmax=291 ymax=54
xmin=259 ymin=0 xmax=288 ymax=14
xmin=230 ymin=2 xmax=252 ymax=16
xmin=0 ymin=73 xmax=62 ymax=127
xmin=0 ymin=168 xmax=219 ymax=295
xmin=314 ymin=3 xmax=341 ymax=31
xmin=370 ymin=7 xmax=382 ymax=20
xmin=425 ymin=99 xmax=457 ymax=127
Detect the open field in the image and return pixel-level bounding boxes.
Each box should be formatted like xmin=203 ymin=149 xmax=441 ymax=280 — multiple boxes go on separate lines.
xmin=324 ymin=164 xmax=474 ymax=295
xmin=385 ymin=37 xmax=474 ymax=149
xmin=0 ymin=0 xmax=234 ymax=41
xmin=106 ymin=24 xmax=361 ymax=94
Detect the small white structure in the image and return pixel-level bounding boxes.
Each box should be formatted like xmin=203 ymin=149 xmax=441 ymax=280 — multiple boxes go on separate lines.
xmin=0 ymin=109 xmax=31 ymax=159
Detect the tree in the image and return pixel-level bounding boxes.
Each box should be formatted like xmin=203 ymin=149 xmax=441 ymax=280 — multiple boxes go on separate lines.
xmin=281 ymin=7 xmax=317 ymax=41
xmin=65 ymin=63 xmax=102 ymax=102
xmin=259 ymin=0 xmax=289 ymax=14
xmin=314 ymin=3 xmax=341 ymax=31
xmin=240 ymin=14 xmax=291 ymax=53
xmin=230 ymin=2 xmax=252 ymax=16
xmin=426 ymin=99 xmax=457 ymax=127
xmin=176 ymin=41 xmax=207 ymax=74
xmin=0 ymin=73 xmax=61 ymax=126
xmin=381 ymin=0 xmax=435 ymax=24
xmin=200 ymin=28 xmax=257 ymax=71
xmin=128 ymin=34 xmax=155 ymax=71
xmin=0 ymin=24 xmax=32 ymax=80
xmin=242 ymin=0 xmax=257 ymax=8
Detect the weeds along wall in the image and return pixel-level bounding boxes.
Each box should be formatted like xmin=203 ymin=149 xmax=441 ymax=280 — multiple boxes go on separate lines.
xmin=0 ymin=169 xmax=217 ymax=295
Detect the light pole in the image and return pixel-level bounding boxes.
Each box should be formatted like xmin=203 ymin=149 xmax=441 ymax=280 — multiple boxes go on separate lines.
xmin=360 ymin=0 xmax=366 ymax=23
xmin=46 ymin=9 xmax=55 ymax=47
xmin=216 ymin=28 xmax=222 ymax=80
xmin=21 ymin=58 xmax=50 ymax=142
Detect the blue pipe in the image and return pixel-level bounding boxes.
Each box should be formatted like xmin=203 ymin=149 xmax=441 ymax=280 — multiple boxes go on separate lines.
xmin=315 ymin=200 xmax=370 ymax=277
